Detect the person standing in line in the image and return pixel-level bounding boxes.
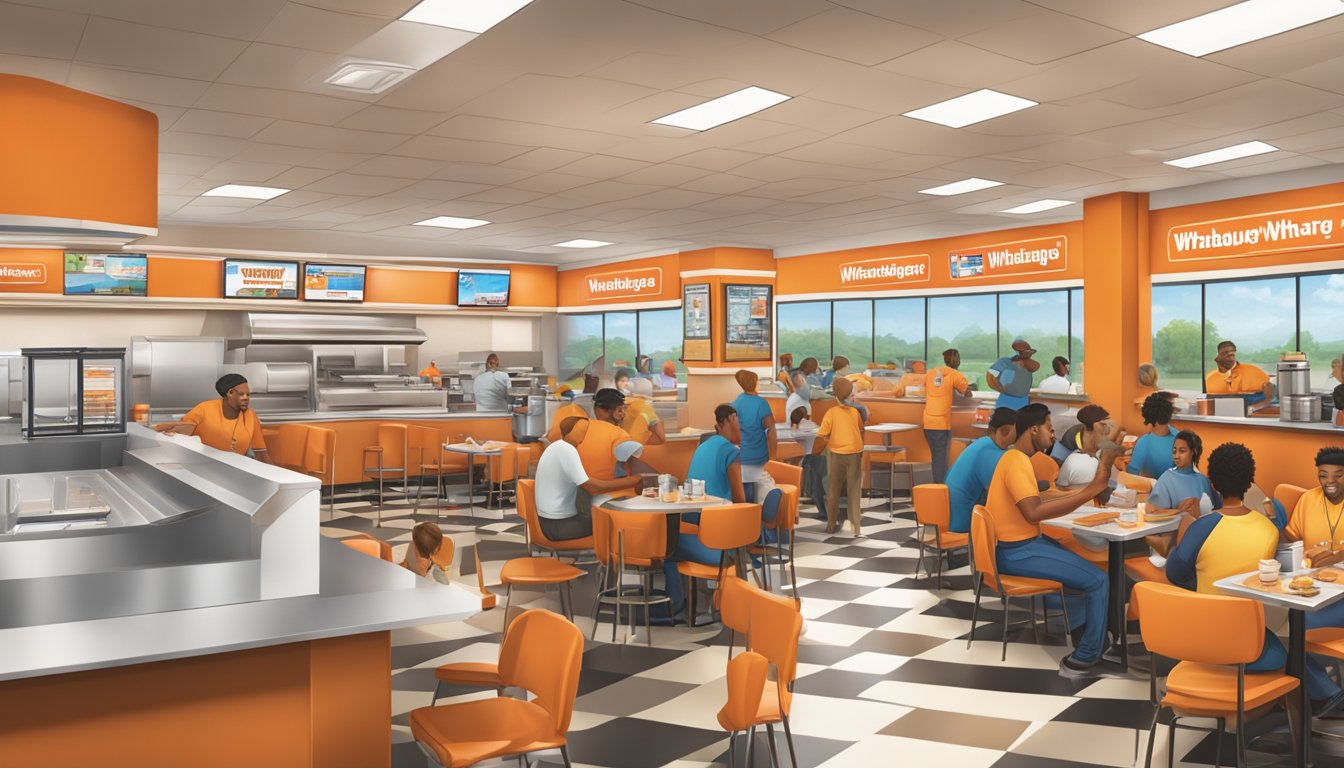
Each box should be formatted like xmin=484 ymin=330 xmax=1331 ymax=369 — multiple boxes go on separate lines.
xmin=987 ymin=339 xmax=1039 ymax=410
xmin=730 ymin=369 xmax=776 ymax=500
xmin=923 ymin=348 xmax=971 ymax=483
xmin=813 ymin=377 xmax=866 ymax=536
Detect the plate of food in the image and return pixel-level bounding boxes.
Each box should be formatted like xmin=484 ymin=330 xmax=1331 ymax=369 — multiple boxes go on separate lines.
xmin=1289 ymin=575 xmax=1320 ymax=597
xmin=1143 ymin=511 xmax=1178 ymax=522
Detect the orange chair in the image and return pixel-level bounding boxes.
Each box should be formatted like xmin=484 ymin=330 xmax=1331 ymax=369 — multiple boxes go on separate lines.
xmin=948 ymin=438 xmax=968 ymax=469
xmin=589 ymin=507 xmax=669 ymax=645
xmin=866 ymin=446 xmax=911 ymax=512
xmin=719 ymin=588 xmax=802 ymax=768
xmin=912 ymin=484 xmax=968 ymax=589
xmin=431 ymin=594 xmax=524 ymax=703
xmin=410 ymin=609 xmax=583 ymax=767
xmin=340 ymin=533 xmax=393 ymax=562
xmin=408 ymin=425 xmax=448 ymax=517
xmin=516 ymin=479 xmax=595 ymax=554
xmin=719 ymin=651 xmax=771 ymax=768
xmin=1031 ymin=450 xmax=1060 ymax=486
xmin=1136 ymin=582 xmax=1301 ymax=768
xmin=678 ymin=503 xmax=763 ymax=628
xmin=303 ymin=425 xmax=337 ymax=517
xmin=271 ymin=422 xmax=309 ymax=472
xmin=969 ymin=506 xmax=1071 ymax=660
xmin=486 ymin=442 xmax=521 ymax=508
xmin=502 ymin=479 xmax=585 ymax=620
xmin=760 ymin=461 xmax=802 ymax=593
xmin=718 ymin=574 xmax=759 ymax=660
xmin=362 ymin=423 xmax=410 ymax=526
xmin=1275 ymin=483 xmax=1307 ymax=520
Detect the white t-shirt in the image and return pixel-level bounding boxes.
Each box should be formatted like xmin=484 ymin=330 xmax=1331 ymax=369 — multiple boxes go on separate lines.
xmin=1057 ymin=450 xmax=1099 ymax=488
xmin=535 ymin=439 xmax=589 ymax=520
xmin=791 ymin=418 xmax=819 ymax=454
xmin=1037 ymin=374 xmax=1071 ymax=394
xmin=474 ymin=369 xmax=512 ymax=412
xmin=785 ymin=392 xmax=810 ymax=420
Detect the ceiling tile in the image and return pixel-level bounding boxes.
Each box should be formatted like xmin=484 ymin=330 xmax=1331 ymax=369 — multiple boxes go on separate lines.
xmin=555 ymin=155 xmax=651 ymax=180
xmin=671 ymin=148 xmax=764 ymax=173
xmin=958 ymin=9 xmax=1128 ymax=65
xmin=301 ymin=173 xmax=414 ymax=196
xmin=1165 ymin=80 xmax=1344 ymax=133
xmin=347 ymin=155 xmax=442 ymax=179
xmin=305 ymin=151 xmax=377 ymax=170
xmin=266 ymin=166 xmax=336 ymax=188
xmin=254 ymin=120 xmax=411 ymax=153
xmin=74 ymin=16 xmax=250 ymax=80
xmin=67 ymin=63 xmax=211 ymax=107
xmin=877 ymin=39 xmax=1038 ymax=88
xmin=499 ymin=148 xmax=589 ymax=173
xmin=233 ymin=143 xmax=322 ymax=166
xmin=625 ymin=0 xmax=830 ymax=36
xmin=196 ymin=83 xmax=367 ymax=124
xmin=393 ymin=179 xmax=491 ymax=200
xmin=216 ymin=42 xmax=342 ymax=92
xmin=69 ymin=0 xmax=288 ymax=40
xmin=584 ymin=52 xmax=722 ymax=91
xmin=458 ymin=187 xmax=548 ymax=205
xmin=158 ymin=131 xmax=249 ymax=159
xmin=429 ymin=164 xmax=534 ymax=186
xmin=451 ymin=73 xmax=658 ymax=127
xmin=766 ymin=7 xmax=941 ymax=67
xmin=1024 ymin=0 xmax=1231 ymax=34
xmin=428 ymin=114 xmax=627 ymax=153
xmin=200 ymin=159 xmax=291 ymax=182
xmin=0 ymin=51 xmax=71 ymax=81
xmin=511 ymin=173 xmax=595 ymax=194
xmin=257 ymin=2 xmax=389 ymax=53
xmin=337 ymin=105 xmax=447 ymax=134
xmin=0 ymin=2 xmax=85 ymax=59
xmin=389 ymin=134 xmax=530 ymax=164
xmin=616 ymin=163 xmax=709 ymax=187
xmin=171 ymin=109 xmax=274 ymax=138
xmin=833 ymin=0 xmax=1040 ymax=38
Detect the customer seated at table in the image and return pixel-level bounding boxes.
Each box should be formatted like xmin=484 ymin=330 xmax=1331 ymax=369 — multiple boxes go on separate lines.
xmin=986 ymin=403 xmax=1119 ymax=677
xmin=615 ymin=371 xmax=665 ymax=446
xmin=945 ymin=407 xmax=1017 ymax=533
xmin=814 ymin=377 xmax=866 ymax=537
xmin=821 ymin=355 xmax=849 ymax=389
xmin=1056 ymin=404 xmax=1121 ymax=495
xmin=1048 ymin=403 xmax=1124 ymax=466
xmin=1168 ymin=443 xmax=1342 ymax=710
xmin=791 ymin=406 xmax=826 ymax=518
xmin=1128 ymin=392 xmax=1178 ymax=478
xmin=402 ymin=522 xmax=445 ymax=580
xmin=536 ymin=416 xmax=641 ymax=541
xmin=1147 ymin=430 xmax=1220 ymax=519
xmin=656 ymin=360 xmax=678 ymax=390
xmin=580 ymin=388 xmax=647 ymax=480
xmin=687 ymin=405 xmax=747 ymax=506
xmin=793 ymin=357 xmax=822 ymax=398
xmin=1284 ymin=446 xmax=1344 ymax=551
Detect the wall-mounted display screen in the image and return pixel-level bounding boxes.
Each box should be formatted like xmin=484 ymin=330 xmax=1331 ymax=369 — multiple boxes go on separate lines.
xmin=457 ymin=269 xmax=510 ymax=307
xmin=63 ymin=253 xmax=148 ymax=296
xmin=303 ymin=263 xmax=365 ymax=302
xmin=724 ymin=283 xmax=772 ymax=361
xmin=223 ymin=259 xmax=299 ymax=299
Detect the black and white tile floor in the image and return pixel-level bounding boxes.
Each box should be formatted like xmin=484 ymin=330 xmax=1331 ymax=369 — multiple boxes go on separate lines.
xmin=321 ymin=492 xmax=1343 ymax=768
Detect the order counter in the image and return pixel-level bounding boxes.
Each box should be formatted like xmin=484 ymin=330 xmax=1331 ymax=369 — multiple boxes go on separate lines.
xmin=0 ymin=424 xmax=477 ymax=768
xmin=1172 ymin=411 xmax=1344 ymax=491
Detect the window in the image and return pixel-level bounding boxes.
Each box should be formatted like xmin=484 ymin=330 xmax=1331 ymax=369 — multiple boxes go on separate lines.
xmin=558 ymin=314 xmax=602 ymax=374
xmin=1205 ymin=277 xmax=1295 ymax=381
xmin=832 ymin=300 xmax=872 ymax=369
xmin=929 ymin=294 xmax=998 ymax=387
xmin=1151 ymin=283 xmax=1203 ymax=392
xmin=558 ymin=309 xmax=687 ymax=382
xmin=777 ymin=301 xmax=831 ymax=365
xmin=1070 ymin=288 xmax=1084 ymax=384
xmin=637 ymin=308 xmax=683 ymax=380
xmin=1000 ymin=290 xmax=1069 ymax=383
xmin=1300 ymin=273 xmax=1344 ymax=391
xmin=874 ymin=298 xmax=925 ymax=366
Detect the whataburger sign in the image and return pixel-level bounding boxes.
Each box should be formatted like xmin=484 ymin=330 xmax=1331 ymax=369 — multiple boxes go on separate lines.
xmin=584 ymin=266 xmax=663 ymax=300
xmin=0 ymin=263 xmax=47 ymax=286
xmin=948 ymin=235 xmax=1068 ymax=279
xmin=837 ymin=254 xmax=930 ymax=287
xmin=1167 ymin=202 xmax=1344 ymax=262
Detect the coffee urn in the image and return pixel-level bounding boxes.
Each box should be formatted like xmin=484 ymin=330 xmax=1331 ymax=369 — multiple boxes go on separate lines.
xmin=1278 ymin=358 xmax=1319 ymax=422
xmin=510 ymin=386 xmax=547 ymax=442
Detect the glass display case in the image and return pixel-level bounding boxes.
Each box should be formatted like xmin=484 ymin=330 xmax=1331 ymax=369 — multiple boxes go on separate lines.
xmin=21 ymin=347 xmax=126 ymax=437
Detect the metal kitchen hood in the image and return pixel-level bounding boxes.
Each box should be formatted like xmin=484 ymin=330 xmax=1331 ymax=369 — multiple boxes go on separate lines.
xmin=210 ymin=312 xmax=428 ymax=347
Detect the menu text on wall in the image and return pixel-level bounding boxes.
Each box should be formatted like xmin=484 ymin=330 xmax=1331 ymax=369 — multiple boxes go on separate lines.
xmin=1167 ymin=202 xmax=1344 ymax=262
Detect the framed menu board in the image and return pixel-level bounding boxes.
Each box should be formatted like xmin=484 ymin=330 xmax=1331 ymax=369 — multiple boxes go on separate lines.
xmin=724 ymin=284 xmax=772 ymax=361
xmin=682 ymin=283 xmax=712 ymax=361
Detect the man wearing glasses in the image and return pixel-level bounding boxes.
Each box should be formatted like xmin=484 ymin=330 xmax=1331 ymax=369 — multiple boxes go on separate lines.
xmin=1205 ymin=340 xmax=1273 ymax=405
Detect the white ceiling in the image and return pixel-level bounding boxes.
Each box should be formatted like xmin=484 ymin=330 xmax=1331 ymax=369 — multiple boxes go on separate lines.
xmin=6 ymin=0 xmax=1344 ymax=265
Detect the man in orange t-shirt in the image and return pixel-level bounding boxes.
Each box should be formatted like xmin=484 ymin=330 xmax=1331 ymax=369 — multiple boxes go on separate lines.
xmin=923 ymin=348 xmax=970 ymax=483
xmin=153 ymin=373 xmax=271 ymax=463
xmin=984 ymin=403 xmax=1117 ymax=677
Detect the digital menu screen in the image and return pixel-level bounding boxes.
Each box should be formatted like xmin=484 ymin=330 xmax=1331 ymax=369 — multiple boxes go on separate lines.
xmin=303 ymin=263 xmax=365 ymax=302
xmin=223 ymin=259 xmax=299 ymax=299
xmin=457 ymin=269 xmax=510 ymax=307
xmin=63 ymin=253 xmax=148 ymax=296
xmin=724 ymin=284 xmax=772 ymax=361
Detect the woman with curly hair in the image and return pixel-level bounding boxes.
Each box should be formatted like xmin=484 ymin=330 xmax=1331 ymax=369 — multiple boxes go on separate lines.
xmin=1129 ymin=391 xmax=1178 ymax=478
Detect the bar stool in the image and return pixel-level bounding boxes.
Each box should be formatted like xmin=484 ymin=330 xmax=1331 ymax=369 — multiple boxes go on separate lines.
xmin=303 ymin=426 xmax=337 ymax=517
xmin=590 ymin=506 xmax=670 ymax=646
xmin=486 ymin=442 xmax=521 ymax=508
xmin=912 ymin=484 xmax=968 ymax=589
xmin=407 ymin=425 xmax=446 ymax=517
xmin=866 ymin=447 xmax=912 ymax=513
xmin=362 ymin=423 xmax=409 ymax=526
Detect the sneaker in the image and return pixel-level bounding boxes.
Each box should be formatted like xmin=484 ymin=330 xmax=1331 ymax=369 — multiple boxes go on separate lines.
xmin=1313 ymin=689 xmax=1344 ymax=718
xmin=1058 ymin=654 xmax=1129 ymax=680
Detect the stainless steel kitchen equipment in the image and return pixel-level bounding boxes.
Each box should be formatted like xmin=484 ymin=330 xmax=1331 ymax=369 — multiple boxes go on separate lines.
xmin=510 ymin=386 xmax=546 ymax=442
xmin=1277 ymin=359 xmax=1311 ymax=398
xmin=21 ymin=347 xmax=126 ymax=437
xmin=1282 ymin=394 xmax=1322 ymax=422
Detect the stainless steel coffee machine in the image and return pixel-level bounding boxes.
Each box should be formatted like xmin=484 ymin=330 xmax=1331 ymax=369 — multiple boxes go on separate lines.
xmin=1278 ymin=358 xmax=1326 ymax=422
xmin=510 ymin=386 xmax=546 ymax=442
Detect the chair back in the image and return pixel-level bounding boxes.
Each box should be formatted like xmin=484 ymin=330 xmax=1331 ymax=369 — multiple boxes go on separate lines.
xmin=913 ymin=484 xmax=951 ymax=531
xmin=406 ymin=425 xmax=442 ymax=470
xmin=768 ymin=485 xmax=798 ymax=532
xmin=431 ymin=536 xmax=456 ymax=573
xmin=1134 ymin=581 xmax=1266 ymax=666
xmin=303 ymin=426 xmax=336 ymax=478
xmin=747 ymin=589 xmax=803 ymax=716
xmin=501 ymin=609 xmax=584 ymax=734
xmin=970 ymin=506 xmax=1000 ymax=585
xmin=718 ymin=574 xmax=758 ymax=635
xmin=698 ymin=503 xmax=762 ymax=551
xmin=605 ymin=508 xmax=667 ymax=565
xmin=765 ymin=460 xmax=802 ymax=488
xmin=341 ymin=534 xmax=392 ymax=562
xmin=272 ymin=423 xmax=309 ymax=471
xmin=592 ymin=506 xmax=614 ymax=566
xmin=516 ymin=479 xmax=544 ymax=547
xmin=1030 ymin=450 xmax=1059 ymax=485
xmin=719 ymin=651 xmax=769 ymax=731
xmin=491 ymin=442 xmax=520 ymax=483
xmin=373 ymin=423 xmax=409 ymax=471
xmin=1274 ymin=483 xmax=1308 ymax=518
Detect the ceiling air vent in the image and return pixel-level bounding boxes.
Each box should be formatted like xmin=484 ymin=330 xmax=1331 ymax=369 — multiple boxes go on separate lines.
xmin=323 ymin=62 xmax=418 ymax=94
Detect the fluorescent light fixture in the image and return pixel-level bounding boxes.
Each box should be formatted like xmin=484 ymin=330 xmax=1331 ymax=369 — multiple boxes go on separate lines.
xmin=413 ymin=215 xmax=490 ymax=229
xmin=918 ymin=178 xmax=1003 ymax=196
xmin=651 ymin=86 xmax=791 ymax=131
xmin=903 ymin=89 xmax=1038 ymax=128
xmin=400 ymin=0 xmax=533 ymax=33
xmin=553 ymin=239 xmax=612 ymax=249
xmin=201 ymin=184 xmax=290 ymax=201
xmin=1001 ymin=199 xmax=1075 ymax=214
xmin=1138 ymin=0 xmax=1344 ymax=57
xmin=1164 ymin=140 xmax=1278 ymax=169
xmin=324 ymin=62 xmax=418 ymax=94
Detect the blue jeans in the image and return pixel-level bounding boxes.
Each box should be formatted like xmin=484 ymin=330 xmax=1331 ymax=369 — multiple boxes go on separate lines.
xmin=925 ymin=429 xmax=951 ymax=484
xmin=997 ymin=536 xmax=1109 ymax=663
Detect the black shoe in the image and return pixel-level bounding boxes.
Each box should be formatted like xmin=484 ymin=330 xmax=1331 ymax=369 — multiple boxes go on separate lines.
xmin=1059 ymin=654 xmax=1129 ymax=680
xmin=1313 ymin=688 xmax=1344 ymax=718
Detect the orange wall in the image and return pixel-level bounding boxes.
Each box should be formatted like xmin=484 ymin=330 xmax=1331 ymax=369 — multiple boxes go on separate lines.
xmin=0 ymin=75 xmax=157 ymax=230
xmin=506 ymin=263 xmax=557 ymax=308
xmin=1150 ymin=181 xmax=1344 ymax=275
xmin=365 ymin=266 xmax=454 ymax=305
xmin=556 ymin=253 xmax=681 ymax=307
xmin=776 ymin=220 xmax=1083 ymax=296
xmin=147 ymin=256 xmax=221 ymax=298
xmin=1083 ymin=193 xmax=1150 ymax=431
xmin=0 ymin=249 xmax=62 ymax=294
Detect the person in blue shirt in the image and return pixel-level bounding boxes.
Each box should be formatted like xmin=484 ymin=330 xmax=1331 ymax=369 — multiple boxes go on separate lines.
xmin=730 ymin=369 xmax=776 ymax=499
xmin=686 ymin=404 xmax=746 ymax=507
xmin=987 ymin=338 xmax=1038 ymax=410
xmin=945 ymin=407 xmax=1018 ymax=532
xmin=1128 ymin=391 xmax=1178 ymax=478
xmin=820 ymin=355 xmax=849 ymax=389
xmin=1148 ymin=430 xmax=1221 ymax=518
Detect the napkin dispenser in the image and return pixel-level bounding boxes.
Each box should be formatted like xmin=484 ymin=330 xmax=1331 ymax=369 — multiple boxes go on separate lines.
xmin=1277 ymin=541 xmax=1304 ymax=573
xmin=1212 ymin=396 xmax=1248 ymax=417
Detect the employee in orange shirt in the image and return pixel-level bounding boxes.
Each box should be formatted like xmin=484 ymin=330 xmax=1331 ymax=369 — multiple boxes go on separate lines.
xmin=576 ymin=388 xmax=645 ymax=480
xmin=153 ymin=373 xmax=272 ymax=463
xmin=813 ymin=377 xmax=866 ymax=536
xmin=418 ymin=360 xmax=441 ymax=384
xmin=1205 ymin=340 xmax=1273 ymax=404
xmin=985 ymin=403 xmax=1117 ymax=676
xmin=924 ymin=348 xmax=970 ymax=483
xmin=614 ymin=369 xmax=665 ymax=445
xmin=544 ymin=386 xmax=588 ymax=444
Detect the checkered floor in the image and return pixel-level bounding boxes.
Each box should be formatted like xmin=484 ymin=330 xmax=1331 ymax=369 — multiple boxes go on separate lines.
xmin=321 ymin=488 xmax=1344 ymax=768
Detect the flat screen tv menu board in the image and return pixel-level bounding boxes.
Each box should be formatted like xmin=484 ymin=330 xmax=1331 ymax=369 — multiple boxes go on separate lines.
xmin=63 ymin=253 xmax=148 ymax=296
xmin=303 ymin=263 xmax=366 ymax=302
xmin=723 ymin=283 xmax=772 ymax=361
xmin=223 ymin=259 xmax=299 ymax=299
xmin=457 ymin=269 xmax=510 ymax=307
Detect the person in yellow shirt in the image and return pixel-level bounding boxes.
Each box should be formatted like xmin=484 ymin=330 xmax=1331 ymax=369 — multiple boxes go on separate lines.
xmin=813 ymin=377 xmax=866 ymax=536
xmin=924 ymin=348 xmax=970 ymax=483
xmin=614 ymin=369 xmax=665 ymax=445
xmin=153 ymin=373 xmax=271 ymax=463
xmin=1205 ymin=340 xmax=1273 ymax=404
xmin=984 ymin=403 xmax=1117 ymax=676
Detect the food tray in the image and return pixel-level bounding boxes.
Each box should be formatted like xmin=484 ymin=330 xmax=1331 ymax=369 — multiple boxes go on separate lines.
xmin=1241 ymin=573 xmax=1319 ymax=596
xmin=1074 ymin=511 xmax=1120 ymax=527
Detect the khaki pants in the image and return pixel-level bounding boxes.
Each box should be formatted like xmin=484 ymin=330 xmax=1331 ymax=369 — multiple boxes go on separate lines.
xmin=825 ymin=451 xmax=864 ymax=528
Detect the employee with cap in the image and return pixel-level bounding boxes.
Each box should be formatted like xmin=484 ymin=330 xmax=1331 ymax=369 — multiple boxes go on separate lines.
xmin=153 ymin=373 xmax=271 ymax=463
xmin=987 ymin=338 xmax=1039 ymax=411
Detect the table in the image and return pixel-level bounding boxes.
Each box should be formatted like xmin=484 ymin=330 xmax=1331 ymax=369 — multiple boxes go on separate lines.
xmin=605 ymin=494 xmax=728 ymax=514
xmin=864 ymin=422 xmax=921 ymax=511
xmin=1041 ymin=507 xmax=1181 ymax=671
xmin=443 ymin=441 xmax=503 ymax=516
xmin=1215 ymin=570 xmax=1344 ymax=768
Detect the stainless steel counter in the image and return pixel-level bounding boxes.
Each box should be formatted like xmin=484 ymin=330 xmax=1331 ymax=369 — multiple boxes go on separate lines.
xmin=1173 ymin=413 xmax=1344 ymax=434
xmin=260 ymin=408 xmax=510 ymax=423
xmin=0 ymin=536 xmax=479 ymax=682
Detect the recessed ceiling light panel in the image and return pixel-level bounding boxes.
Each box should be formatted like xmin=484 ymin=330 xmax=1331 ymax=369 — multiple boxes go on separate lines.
xmin=400 ymin=0 xmax=533 ymax=33
xmin=651 ymin=87 xmax=791 ymax=131
xmin=918 ymin=178 xmax=1003 ymax=196
xmin=201 ymin=184 xmax=290 ymax=201
xmin=903 ymin=89 xmax=1038 ymax=128
xmin=1001 ymin=199 xmax=1075 ymax=214
xmin=554 ymin=239 xmax=613 ymax=249
xmin=1164 ymin=141 xmax=1278 ymax=168
xmin=1138 ymin=0 xmax=1344 ymax=57
xmin=324 ymin=62 xmax=418 ymax=94
xmin=413 ymin=216 xmax=491 ymax=229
